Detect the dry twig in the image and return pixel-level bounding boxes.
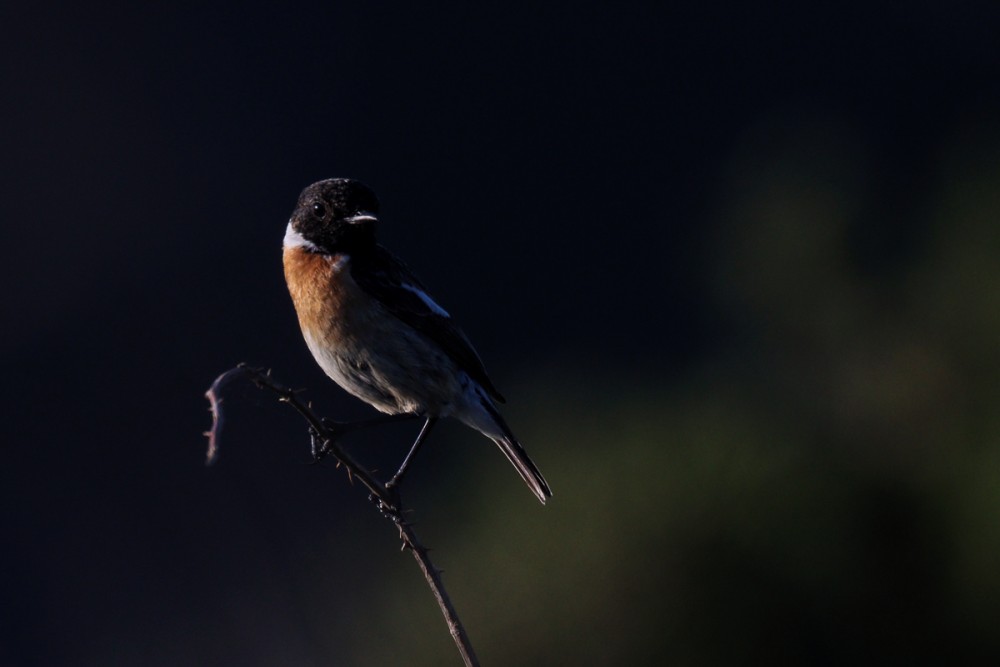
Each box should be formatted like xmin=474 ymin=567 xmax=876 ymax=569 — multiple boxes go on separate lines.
xmin=204 ymin=363 xmax=480 ymax=667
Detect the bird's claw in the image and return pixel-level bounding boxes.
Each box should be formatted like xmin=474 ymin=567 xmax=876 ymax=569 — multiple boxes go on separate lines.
xmin=308 ymin=427 xmax=330 ymax=463
xmin=369 ymin=485 xmax=403 ymax=521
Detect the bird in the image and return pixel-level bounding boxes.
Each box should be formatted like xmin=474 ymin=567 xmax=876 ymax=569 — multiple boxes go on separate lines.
xmin=282 ymin=178 xmax=551 ymax=504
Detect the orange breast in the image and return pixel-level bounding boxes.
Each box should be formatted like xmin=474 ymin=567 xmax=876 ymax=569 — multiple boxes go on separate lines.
xmin=282 ymin=247 xmax=352 ymax=347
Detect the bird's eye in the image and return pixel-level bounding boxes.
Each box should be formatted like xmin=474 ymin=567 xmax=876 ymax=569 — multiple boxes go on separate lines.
xmin=312 ymin=202 xmax=326 ymax=219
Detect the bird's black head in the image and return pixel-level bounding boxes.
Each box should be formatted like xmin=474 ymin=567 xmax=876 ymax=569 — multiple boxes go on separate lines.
xmin=287 ymin=178 xmax=380 ymax=253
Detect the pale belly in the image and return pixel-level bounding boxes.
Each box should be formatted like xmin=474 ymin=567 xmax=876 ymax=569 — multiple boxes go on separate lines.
xmin=303 ymin=307 xmax=467 ymax=416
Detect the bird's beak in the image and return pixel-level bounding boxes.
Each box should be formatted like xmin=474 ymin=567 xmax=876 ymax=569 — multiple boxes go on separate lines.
xmin=346 ymin=212 xmax=378 ymax=224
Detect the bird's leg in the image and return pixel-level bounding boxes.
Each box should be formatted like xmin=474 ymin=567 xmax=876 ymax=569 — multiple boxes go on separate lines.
xmin=386 ymin=416 xmax=439 ymax=492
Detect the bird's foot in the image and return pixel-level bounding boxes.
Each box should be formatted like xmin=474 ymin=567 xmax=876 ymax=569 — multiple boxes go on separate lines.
xmin=308 ymin=426 xmax=331 ymax=463
xmin=370 ymin=482 xmax=403 ymax=521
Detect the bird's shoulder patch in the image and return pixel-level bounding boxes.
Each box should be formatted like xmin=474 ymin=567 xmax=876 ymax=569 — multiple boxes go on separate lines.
xmin=351 ymin=246 xmax=506 ymax=403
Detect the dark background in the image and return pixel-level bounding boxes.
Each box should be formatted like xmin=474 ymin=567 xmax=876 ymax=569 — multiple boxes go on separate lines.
xmin=4 ymin=2 xmax=1000 ymax=665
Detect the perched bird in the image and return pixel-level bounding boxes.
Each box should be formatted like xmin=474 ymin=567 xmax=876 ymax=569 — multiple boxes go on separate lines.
xmin=282 ymin=178 xmax=551 ymax=503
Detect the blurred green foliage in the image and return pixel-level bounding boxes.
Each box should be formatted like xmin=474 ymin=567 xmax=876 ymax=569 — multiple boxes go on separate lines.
xmin=302 ymin=117 xmax=1000 ymax=665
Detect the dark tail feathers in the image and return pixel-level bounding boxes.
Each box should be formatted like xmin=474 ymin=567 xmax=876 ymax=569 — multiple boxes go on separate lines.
xmin=481 ymin=399 xmax=552 ymax=504
xmin=494 ymin=434 xmax=552 ymax=504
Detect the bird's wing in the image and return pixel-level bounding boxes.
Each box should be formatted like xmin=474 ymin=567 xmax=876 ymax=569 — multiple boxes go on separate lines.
xmin=351 ymin=246 xmax=506 ymax=403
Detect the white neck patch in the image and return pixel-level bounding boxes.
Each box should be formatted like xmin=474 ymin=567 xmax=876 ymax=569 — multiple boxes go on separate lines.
xmin=283 ymin=221 xmax=319 ymax=251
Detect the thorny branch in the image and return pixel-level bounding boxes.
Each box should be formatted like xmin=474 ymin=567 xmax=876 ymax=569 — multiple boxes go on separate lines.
xmin=204 ymin=364 xmax=480 ymax=667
